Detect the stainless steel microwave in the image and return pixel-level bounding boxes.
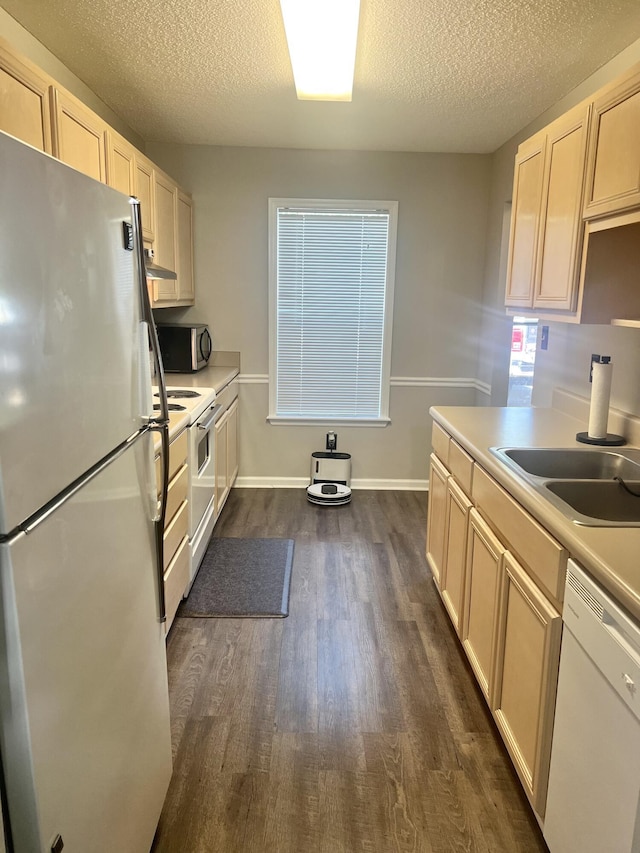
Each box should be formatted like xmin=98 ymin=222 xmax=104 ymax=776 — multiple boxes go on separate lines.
xmin=156 ymin=324 xmax=212 ymax=373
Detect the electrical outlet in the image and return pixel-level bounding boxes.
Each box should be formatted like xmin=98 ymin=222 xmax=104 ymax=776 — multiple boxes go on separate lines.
xmin=326 ymin=431 xmax=337 ymax=451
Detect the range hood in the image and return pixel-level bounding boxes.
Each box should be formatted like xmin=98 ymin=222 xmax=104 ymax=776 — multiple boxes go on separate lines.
xmin=144 ymin=248 xmax=177 ymax=281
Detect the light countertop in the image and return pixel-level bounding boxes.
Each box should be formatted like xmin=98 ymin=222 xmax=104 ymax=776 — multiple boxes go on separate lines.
xmin=162 ymin=364 xmax=239 ymax=396
xmin=431 ymin=405 xmax=640 ymax=622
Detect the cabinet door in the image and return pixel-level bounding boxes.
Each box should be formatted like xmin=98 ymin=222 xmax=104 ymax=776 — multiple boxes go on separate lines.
xmin=0 ymin=43 xmax=52 ymax=152
xmin=107 ymin=131 xmax=136 ymax=196
xmin=51 ymin=88 xmax=107 ymax=182
xmin=176 ymin=190 xmax=195 ymax=304
xmin=214 ymin=413 xmax=229 ymax=517
xmin=134 ymin=154 xmax=155 ymax=241
xmin=440 ymin=478 xmax=472 ymax=635
xmin=584 ymin=66 xmax=640 ymax=218
xmin=461 ymin=508 xmax=504 ymax=700
xmin=152 ymin=170 xmax=179 ymax=304
xmin=226 ymin=398 xmax=239 ymax=488
xmin=504 ymin=132 xmax=546 ymax=308
xmin=491 ymin=551 xmax=562 ymax=816
xmin=534 ymin=104 xmax=590 ymax=311
xmin=426 ymin=453 xmax=449 ymax=588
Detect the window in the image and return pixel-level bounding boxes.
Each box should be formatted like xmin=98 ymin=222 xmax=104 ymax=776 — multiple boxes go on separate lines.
xmin=268 ymin=198 xmax=398 ymax=425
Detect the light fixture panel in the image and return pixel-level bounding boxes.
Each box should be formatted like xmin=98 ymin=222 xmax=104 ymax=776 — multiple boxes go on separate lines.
xmin=280 ymin=0 xmax=360 ymax=101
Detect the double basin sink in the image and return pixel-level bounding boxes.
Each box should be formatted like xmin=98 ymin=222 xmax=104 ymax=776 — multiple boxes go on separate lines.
xmin=490 ymin=447 xmax=640 ymax=526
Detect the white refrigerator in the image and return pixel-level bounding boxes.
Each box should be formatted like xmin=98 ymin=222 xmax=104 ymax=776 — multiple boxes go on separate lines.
xmin=0 ymin=131 xmax=173 ymax=851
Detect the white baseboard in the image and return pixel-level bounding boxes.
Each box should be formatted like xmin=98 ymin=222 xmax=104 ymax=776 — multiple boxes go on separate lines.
xmin=235 ymin=476 xmax=429 ymax=491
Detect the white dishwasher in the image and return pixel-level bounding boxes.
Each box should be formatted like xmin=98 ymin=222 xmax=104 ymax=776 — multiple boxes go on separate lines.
xmin=544 ymin=559 xmax=640 ymax=853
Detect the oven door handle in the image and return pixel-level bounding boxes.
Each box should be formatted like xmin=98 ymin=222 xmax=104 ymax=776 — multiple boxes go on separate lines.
xmin=198 ymin=404 xmax=223 ymax=432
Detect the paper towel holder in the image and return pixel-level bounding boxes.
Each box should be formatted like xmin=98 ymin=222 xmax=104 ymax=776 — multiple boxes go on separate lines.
xmin=576 ymin=354 xmax=625 ymax=445
xmin=576 ymin=431 xmax=626 ymax=446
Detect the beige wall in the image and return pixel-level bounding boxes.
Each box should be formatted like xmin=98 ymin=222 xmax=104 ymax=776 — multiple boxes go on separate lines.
xmin=148 ymin=144 xmax=491 ymax=485
xmin=479 ymin=37 xmax=640 ymax=416
xmin=0 ymin=7 xmax=144 ymax=149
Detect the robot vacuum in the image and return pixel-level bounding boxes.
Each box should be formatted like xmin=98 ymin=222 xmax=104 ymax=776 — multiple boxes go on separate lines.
xmin=307 ymin=482 xmax=352 ymax=506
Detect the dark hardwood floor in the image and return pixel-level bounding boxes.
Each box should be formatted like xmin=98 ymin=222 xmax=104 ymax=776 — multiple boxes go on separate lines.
xmin=152 ymin=489 xmax=548 ymax=853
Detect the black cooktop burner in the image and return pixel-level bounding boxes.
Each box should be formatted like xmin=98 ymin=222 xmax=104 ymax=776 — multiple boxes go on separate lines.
xmin=160 ymin=389 xmax=201 ymax=399
xmin=153 ymin=403 xmax=187 ymax=412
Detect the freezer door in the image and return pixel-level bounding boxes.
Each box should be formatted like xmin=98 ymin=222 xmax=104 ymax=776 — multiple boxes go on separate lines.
xmin=0 ymin=431 xmax=171 ymax=852
xmin=0 ymin=131 xmax=152 ymax=534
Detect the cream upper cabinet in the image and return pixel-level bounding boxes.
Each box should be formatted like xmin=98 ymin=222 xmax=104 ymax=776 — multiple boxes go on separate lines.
xmin=504 ymin=132 xmax=546 ymax=308
xmin=491 ymin=551 xmax=562 ymax=816
xmin=1 ymin=37 xmax=199 ymax=310
xmin=107 ymin=130 xmax=136 ymax=196
xmin=534 ymin=104 xmax=590 ymax=311
xmin=505 ymin=104 xmax=590 ymax=314
xmin=151 ymin=169 xmax=179 ymax=305
xmin=583 ymin=63 xmax=640 ymax=219
xmin=135 ymin=153 xmax=155 ymax=242
xmin=51 ymin=88 xmax=107 ymax=183
xmin=154 ymin=170 xmax=177 ymax=272
xmin=176 ymin=190 xmax=195 ymax=304
xmin=0 ymin=42 xmax=52 ymax=153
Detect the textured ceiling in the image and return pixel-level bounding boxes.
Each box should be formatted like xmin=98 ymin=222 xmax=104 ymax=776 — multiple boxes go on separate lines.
xmin=4 ymin=0 xmax=640 ymax=152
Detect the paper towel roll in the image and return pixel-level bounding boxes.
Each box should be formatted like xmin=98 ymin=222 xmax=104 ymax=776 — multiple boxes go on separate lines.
xmin=588 ymin=359 xmax=612 ymax=439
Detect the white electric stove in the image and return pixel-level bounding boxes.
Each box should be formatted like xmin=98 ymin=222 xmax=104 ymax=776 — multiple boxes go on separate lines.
xmin=152 ymin=385 xmax=219 ymax=590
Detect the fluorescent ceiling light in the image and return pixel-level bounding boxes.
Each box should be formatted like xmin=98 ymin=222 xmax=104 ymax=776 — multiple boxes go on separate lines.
xmin=279 ymin=0 xmax=360 ymax=101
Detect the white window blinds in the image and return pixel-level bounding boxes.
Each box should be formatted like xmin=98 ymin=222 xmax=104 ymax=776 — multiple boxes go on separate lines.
xmin=270 ymin=201 xmax=396 ymax=422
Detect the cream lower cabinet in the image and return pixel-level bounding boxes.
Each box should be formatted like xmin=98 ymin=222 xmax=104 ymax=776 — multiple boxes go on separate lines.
xmin=492 ymin=551 xmax=562 ymax=816
xmin=214 ymin=413 xmax=229 ymax=517
xmin=461 ymin=508 xmax=504 ymax=700
xmin=156 ymin=429 xmax=189 ymax=634
xmin=227 ymin=398 xmax=239 ymax=486
xmin=440 ymin=477 xmax=472 ymax=634
xmin=214 ymin=394 xmax=239 ymax=519
xmin=426 ymin=420 xmax=566 ymax=821
xmin=426 ymin=453 xmax=449 ymax=587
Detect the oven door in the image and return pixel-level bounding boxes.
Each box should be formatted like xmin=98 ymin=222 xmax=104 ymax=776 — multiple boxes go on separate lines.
xmin=188 ymin=403 xmax=220 ymax=538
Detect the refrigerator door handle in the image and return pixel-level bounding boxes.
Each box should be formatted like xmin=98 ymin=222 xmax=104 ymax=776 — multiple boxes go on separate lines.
xmin=131 ymin=197 xmax=168 ymax=624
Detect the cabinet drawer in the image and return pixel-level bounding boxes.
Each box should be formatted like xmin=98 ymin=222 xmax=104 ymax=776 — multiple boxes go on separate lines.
xmin=449 ymin=439 xmax=474 ymax=493
xmin=164 ymin=498 xmax=188 ymax=570
xmin=166 ymin=463 xmax=188 ymax=525
xmin=163 ymin=535 xmax=189 ymax=634
xmin=216 ymin=378 xmax=239 ymax=412
xmin=156 ymin=428 xmax=188 ymax=489
xmin=431 ymin=421 xmax=450 ymax=465
xmin=472 ymin=465 xmax=567 ymax=606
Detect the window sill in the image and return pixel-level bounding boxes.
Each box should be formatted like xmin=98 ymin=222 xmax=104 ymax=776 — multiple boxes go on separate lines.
xmin=267 ymin=416 xmax=391 ymax=427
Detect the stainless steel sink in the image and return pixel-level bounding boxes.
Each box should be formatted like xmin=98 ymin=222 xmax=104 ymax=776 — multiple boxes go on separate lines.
xmin=544 ymin=480 xmax=640 ymax=525
xmin=489 ymin=446 xmax=640 ymax=526
xmin=496 ymin=447 xmax=640 ymax=480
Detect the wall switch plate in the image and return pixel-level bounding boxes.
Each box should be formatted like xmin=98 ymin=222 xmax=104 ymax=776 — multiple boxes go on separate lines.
xmin=540 ymin=326 xmax=549 ymax=350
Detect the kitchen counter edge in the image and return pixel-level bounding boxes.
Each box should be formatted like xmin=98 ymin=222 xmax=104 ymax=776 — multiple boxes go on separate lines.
xmin=430 ymin=405 xmax=640 ymax=622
